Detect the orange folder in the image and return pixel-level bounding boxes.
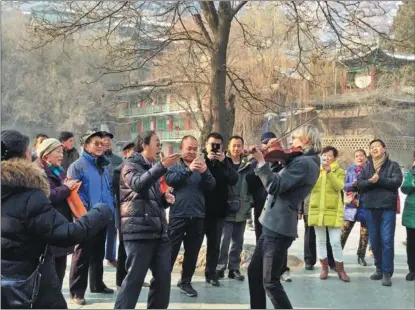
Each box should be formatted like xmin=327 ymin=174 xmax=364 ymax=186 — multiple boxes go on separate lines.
xmin=66 ymin=182 xmax=87 ymax=219
xmin=160 ymin=176 xmax=169 ymax=194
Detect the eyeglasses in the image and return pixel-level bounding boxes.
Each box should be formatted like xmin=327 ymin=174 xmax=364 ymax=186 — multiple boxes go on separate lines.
xmin=93 ymin=141 xmax=104 ymax=147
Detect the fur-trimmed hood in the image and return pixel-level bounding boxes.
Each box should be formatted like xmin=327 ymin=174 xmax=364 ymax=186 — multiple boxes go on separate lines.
xmin=1 ymin=158 xmax=50 ymax=197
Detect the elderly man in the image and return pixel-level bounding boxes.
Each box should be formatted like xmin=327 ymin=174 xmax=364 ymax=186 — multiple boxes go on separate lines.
xmin=248 ymin=124 xmax=322 ymax=309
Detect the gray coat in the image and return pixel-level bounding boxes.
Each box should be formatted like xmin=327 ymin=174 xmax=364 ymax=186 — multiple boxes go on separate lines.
xmin=256 ymin=152 xmax=320 ymax=238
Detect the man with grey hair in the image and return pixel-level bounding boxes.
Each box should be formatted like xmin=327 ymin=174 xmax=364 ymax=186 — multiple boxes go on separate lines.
xmin=247 ymin=124 xmax=321 ymax=309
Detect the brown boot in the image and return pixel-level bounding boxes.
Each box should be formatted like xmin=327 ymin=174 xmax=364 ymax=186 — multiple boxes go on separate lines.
xmin=336 ymin=261 xmax=350 ymax=282
xmin=319 ymin=258 xmax=329 ymax=280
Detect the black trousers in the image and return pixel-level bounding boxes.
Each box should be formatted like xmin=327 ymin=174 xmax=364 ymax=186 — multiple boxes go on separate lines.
xmin=254 ymin=209 xmax=263 ymax=242
xmin=114 ymin=238 xmax=171 ymax=309
xmin=303 ymin=215 xmax=335 ymax=267
xmin=116 ymin=233 xmax=127 ymax=287
xmin=169 ymin=217 xmax=205 ymax=283
xmin=54 ymin=256 xmax=67 ymax=289
xmin=69 ymin=227 xmax=107 ymax=297
xmin=248 ymin=234 xmax=295 ymax=309
xmin=204 ymin=216 xmax=225 ymax=279
xmin=407 ymin=228 xmax=415 ymax=273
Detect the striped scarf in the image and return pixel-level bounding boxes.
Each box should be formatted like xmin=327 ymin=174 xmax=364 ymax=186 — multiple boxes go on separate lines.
xmin=373 ymin=154 xmax=386 ymax=174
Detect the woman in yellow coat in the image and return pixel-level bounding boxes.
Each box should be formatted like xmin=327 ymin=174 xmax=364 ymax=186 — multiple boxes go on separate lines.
xmin=309 ymin=146 xmax=350 ymax=282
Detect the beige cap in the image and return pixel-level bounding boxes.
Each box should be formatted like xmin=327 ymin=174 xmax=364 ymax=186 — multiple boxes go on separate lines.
xmin=36 ymin=138 xmax=62 ymax=159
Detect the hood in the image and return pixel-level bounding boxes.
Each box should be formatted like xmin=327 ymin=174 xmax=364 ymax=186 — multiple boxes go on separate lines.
xmin=1 ymin=158 xmax=50 ymax=197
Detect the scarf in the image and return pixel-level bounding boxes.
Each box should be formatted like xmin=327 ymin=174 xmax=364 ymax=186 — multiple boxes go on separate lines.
xmin=48 ymin=163 xmax=65 ymax=181
xmin=355 ymin=164 xmax=363 ymax=175
xmin=373 ymin=154 xmax=386 ymax=174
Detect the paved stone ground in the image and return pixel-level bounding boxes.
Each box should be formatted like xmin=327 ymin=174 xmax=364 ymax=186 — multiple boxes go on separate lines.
xmin=63 ymin=217 xmax=415 ymax=309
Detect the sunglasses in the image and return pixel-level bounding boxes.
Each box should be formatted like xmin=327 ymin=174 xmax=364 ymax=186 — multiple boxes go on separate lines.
xmin=92 ymin=141 xmax=104 ymax=147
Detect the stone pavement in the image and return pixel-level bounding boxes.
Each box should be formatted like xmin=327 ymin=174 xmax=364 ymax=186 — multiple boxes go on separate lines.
xmin=63 ymin=218 xmax=415 ymax=309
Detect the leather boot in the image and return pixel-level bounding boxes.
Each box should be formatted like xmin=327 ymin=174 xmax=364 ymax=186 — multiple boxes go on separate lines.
xmin=319 ymin=258 xmax=329 ymax=280
xmin=336 ymin=261 xmax=350 ymax=282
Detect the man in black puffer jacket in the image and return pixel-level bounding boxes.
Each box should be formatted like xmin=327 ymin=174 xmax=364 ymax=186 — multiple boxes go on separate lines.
xmin=114 ymin=131 xmax=181 ymax=309
xmin=358 ymin=139 xmax=403 ymax=287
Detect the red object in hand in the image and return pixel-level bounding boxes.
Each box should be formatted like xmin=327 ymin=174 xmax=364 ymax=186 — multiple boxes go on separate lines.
xmin=252 ymin=140 xmax=303 ymax=164
xmin=160 ymin=176 xmax=168 ymax=194
xmin=67 ymin=182 xmax=87 ymax=219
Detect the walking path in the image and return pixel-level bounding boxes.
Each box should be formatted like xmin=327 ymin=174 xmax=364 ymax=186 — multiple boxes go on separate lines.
xmin=63 ymin=219 xmax=415 ymax=309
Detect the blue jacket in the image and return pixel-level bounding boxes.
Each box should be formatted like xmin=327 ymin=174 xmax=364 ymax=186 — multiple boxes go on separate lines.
xmin=67 ymin=151 xmax=114 ymax=212
xmin=344 ymin=164 xmax=365 ymax=222
xmin=165 ymin=159 xmax=216 ymax=219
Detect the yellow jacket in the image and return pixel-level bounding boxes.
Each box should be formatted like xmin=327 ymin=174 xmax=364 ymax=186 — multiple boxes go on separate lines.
xmin=308 ymin=161 xmax=345 ymax=227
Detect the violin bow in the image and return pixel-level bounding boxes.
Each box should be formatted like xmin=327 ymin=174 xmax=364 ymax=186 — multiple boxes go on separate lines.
xmin=263 ymin=111 xmax=321 ymax=143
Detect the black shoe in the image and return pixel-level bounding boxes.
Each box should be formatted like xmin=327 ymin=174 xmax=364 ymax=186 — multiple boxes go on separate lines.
xmin=329 ymin=265 xmax=336 ymax=271
xmin=405 ymin=272 xmax=415 ymax=281
xmin=179 ymin=282 xmax=198 ymax=297
xmin=90 ymin=287 xmax=114 ymax=294
xmin=206 ymin=277 xmax=220 ymax=287
xmin=228 ymin=270 xmax=245 ymax=281
xmin=216 ymin=270 xmax=225 ymax=279
xmin=305 ymin=264 xmax=314 ymax=270
xmin=70 ymin=296 xmax=86 ymax=305
xmin=382 ymin=273 xmax=392 ymax=286
xmin=358 ymin=256 xmax=367 ymax=266
xmin=370 ymin=271 xmax=383 ymax=280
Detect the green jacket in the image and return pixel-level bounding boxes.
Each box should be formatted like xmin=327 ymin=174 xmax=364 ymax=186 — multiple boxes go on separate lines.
xmin=402 ymin=166 xmax=415 ymax=229
xmin=226 ymin=156 xmax=253 ymax=223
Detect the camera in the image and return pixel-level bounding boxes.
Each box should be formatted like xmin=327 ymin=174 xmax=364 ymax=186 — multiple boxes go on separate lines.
xmin=211 ymin=142 xmax=221 ymax=153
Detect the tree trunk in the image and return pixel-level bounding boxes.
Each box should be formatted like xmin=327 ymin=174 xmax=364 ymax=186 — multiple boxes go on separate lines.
xmin=210 ymin=18 xmax=233 ymax=145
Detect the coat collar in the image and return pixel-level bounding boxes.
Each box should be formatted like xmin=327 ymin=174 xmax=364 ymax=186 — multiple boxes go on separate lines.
xmin=1 ymin=158 xmax=50 ymax=198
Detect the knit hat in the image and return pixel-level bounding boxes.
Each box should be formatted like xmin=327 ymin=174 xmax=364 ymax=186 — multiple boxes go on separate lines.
xmin=36 ymin=138 xmax=62 ymax=159
xmin=261 ymin=132 xmax=276 ymax=144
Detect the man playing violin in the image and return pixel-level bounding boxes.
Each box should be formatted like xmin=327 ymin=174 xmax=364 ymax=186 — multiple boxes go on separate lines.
xmin=247 ymin=124 xmax=322 ymax=309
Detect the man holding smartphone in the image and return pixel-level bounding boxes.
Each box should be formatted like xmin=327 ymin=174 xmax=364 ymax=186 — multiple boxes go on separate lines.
xmin=203 ymin=132 xmax=238 ymax=287
xmin=165 ymin=135 xmax=216 ymax=297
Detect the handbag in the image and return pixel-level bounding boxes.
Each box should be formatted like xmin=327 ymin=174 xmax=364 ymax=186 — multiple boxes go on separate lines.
xmin=344 ymin=191 xmax=359 ymax=207
xmin=1 ymin=245 xmax=48 ymax=309
xmin=227 ymin=199 xmax=241 ymax=213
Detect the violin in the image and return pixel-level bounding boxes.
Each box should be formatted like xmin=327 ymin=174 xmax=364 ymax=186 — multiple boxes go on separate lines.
xmin=250 ymin=142 xmax=303 ymax=164
xmin=249 ymin=113 xmax=319 ymax=164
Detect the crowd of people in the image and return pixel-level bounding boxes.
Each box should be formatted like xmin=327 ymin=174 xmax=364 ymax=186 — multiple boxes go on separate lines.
xmin=1 ymin=125 xmax=414 ymax=309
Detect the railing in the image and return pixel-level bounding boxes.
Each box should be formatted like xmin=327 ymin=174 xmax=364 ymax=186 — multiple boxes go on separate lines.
xmin=122 ymin=102 xmax=198 ymax=117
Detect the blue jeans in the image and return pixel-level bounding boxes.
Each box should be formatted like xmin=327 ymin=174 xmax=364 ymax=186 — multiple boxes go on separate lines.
xmin=365 ymin=209 xmax=396 ymax=275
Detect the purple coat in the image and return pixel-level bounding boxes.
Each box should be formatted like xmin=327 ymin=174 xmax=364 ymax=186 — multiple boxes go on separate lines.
xmin=344 ymin=164 xmax=365 ymax=222
xmin=35 ymin=159 xmax=74 ymax=257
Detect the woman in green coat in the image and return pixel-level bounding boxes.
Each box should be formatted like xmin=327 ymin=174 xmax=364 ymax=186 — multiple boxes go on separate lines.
xmin=401 ymin=153 xmax=415 ymax=281
xmin=309 ymin=146 xmax=350 ymax=282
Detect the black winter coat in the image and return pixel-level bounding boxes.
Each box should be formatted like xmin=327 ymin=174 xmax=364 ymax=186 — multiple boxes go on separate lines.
xmin=1 ymin=158 xmax=112 ymax=309
xmin=35 ymin=159 xmax=74 ymax=257
xmin=62 ymin=148 xmax=79 ymax=172
xmin=113 ymin=162 xmax=123 ymax=230
xmin=120 ymin=152 xmax=169 ymax=240
xmin=204 ymin=156 xmax=238 ymax=218
xmin=358 ymin=155 xmax=403 ymax=210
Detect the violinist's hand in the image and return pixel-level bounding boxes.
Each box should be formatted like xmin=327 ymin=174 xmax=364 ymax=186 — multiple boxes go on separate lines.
xmin=267 ymin=138 xmax=279 ymax=145
xmin=250 ymin=145 xmax=265 ymax=165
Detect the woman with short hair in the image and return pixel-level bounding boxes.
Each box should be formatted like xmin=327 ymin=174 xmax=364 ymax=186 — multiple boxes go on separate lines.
xmin=1 ymin=130 xmax=112 ymax=309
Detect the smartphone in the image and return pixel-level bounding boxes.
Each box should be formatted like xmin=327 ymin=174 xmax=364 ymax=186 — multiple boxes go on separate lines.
xmin=211 ymin=142 xmax=221 ymax=153
xmin=198 ymin=152 xmax=205 ymax=161
xmin=321 ymin=155 xmax=327 ymax=165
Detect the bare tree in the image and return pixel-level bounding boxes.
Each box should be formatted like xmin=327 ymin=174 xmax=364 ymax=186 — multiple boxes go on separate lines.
xmin=28 ymin=1 xmax=397 ymax=143
xmin=1 ymin=10 xmax=116 ymax=133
